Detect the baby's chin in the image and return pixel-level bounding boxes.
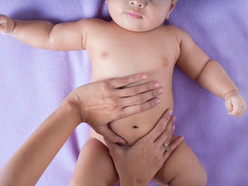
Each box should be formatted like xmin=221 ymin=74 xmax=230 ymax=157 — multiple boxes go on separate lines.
xmin=115 ymin=21 xmax=159 ymax=33
xmin=123 ymin=25 xmax=158 ymax=33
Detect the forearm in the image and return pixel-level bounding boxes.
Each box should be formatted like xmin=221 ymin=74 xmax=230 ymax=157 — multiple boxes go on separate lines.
xmin=0 ymin=97 xmax=81 ymax=186
xmin=195 ymin=59 xmax=238 ymax=98
xmin=12 ymin=20 xmax=55 ymax=49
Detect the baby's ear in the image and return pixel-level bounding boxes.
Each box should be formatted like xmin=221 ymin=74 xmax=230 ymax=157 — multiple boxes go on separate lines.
xmin=167 ymin=0 xmax=177 ymax=19
xmin=170 ymin=0 xmax=178 ymax=12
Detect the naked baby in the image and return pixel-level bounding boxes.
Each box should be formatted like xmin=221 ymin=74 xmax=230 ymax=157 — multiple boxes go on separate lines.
xmin=0 ymin=0 xmax=246 ymax=185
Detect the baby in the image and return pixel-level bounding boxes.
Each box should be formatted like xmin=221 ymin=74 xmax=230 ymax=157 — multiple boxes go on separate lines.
xmin=0 ymin=0 xmax=246 ymax=185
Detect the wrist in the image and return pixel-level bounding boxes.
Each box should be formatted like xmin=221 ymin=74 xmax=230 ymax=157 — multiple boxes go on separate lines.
xmin=224 ymin=89 xmax=239 ymax=99
xmin=63 ymin=94 xmax=83 ymax=125
xmin=9 ymin=20 xmax=15 ymax=35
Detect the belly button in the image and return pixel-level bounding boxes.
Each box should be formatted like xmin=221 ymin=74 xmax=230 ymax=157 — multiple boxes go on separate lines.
xmin=133 ymin=126 xmax=139 ymax=129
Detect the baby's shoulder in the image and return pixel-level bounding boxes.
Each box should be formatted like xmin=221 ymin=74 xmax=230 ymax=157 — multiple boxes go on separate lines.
xmin=160 ymin=25 xmax=192 ymax=43
xmin=161 ymin=25 xmax=188 ymax=36
xmin=78 ymin=18 xmax=109 ymax=29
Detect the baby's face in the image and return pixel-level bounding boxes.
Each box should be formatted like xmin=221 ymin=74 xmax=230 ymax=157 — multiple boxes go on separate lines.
xmin=107 ymin=0 xmax=176 ymax=32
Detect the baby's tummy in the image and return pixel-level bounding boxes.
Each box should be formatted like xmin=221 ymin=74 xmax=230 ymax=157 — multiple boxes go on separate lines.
xmin=110 ymin=93 xmax=174 ymax=145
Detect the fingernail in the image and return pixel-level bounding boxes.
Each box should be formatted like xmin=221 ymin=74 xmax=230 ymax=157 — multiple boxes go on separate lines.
xmin=180 ymin=136 xmax=184 ymax=141
xmin=168 ymin=109 xmax=173 ymax=115
xmin=141 ymin=75 xmax=147 ymax=79
xmin=155 ymin=98 xmax=161 ymax=104
xmin=158 ymin=88 xmax=164 ymax=93
xmin=154 ymin=82 xmax=160 ymax=88
xmin=173 ymin=116 xmax=176 ymax=121
xmin=172 ymin=125 xmax=175 ymax=131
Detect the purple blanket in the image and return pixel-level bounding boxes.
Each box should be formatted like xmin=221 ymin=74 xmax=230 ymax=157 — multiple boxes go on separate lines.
xmin=0 ymin=0 xmax=247 ymax=185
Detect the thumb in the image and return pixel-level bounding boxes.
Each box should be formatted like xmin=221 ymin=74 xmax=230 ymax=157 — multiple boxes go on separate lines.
xmin=231 ymin=99 xmax=242 ymax=116
xmin=98 ymin=125 xmax=127 ymax=144
xmin=104 ymin=137 xmax=124 ymax=157
xmin=0 ymin=22 xmax=4 ymax=33
xmin=225 ymin=98 xmax=233 ymax=114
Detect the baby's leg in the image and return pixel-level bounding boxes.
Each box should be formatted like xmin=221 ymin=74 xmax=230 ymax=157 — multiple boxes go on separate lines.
xmin=69 ymin=137 xmax=118 ymax=186
xmin=152 ymin=137 xmax=208 ymax=186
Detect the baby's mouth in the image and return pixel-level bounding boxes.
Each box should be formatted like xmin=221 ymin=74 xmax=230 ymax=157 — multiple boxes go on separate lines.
xmin=125 ymin=11 xmax=143 ymax=19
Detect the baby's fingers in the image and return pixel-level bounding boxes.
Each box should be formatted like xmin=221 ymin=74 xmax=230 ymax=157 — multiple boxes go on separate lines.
xmin=225 ymin=98 xmax=233 ymax=113
xmin=227 ymin=99 xmax=246 ymax=117
xmin=0 ymin=14 xmax=14 ymax=35
xmin=234 ymin=104 xmax=247 ymax=117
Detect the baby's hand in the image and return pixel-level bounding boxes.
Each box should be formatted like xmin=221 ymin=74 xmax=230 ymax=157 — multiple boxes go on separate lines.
xmin=225 ymin=90 xmax=247 ymax=117
xmin=0 ymin=14 xmax=15 ymax=35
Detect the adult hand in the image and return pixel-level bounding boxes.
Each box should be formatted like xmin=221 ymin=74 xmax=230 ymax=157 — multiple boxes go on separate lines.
xmin=105 ymin=110 xmax=184 ymax=186
xmin=69 ymin=73 xmax=163 ymax=143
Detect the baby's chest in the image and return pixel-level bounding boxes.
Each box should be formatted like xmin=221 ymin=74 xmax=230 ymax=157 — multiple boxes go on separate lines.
xmin=88 ymin=36 xmax=179 ymax=81
xmin=90 ymin=49 xmax=173 ymax=81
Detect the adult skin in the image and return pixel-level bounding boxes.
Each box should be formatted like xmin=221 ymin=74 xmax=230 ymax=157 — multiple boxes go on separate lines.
xmin=70 ymin=110 xmax=183 ymax=186
xmin=106 ymin=111 xmax=184 ymax=186
xmin=0 ymin=73 xmax=165 ymax=186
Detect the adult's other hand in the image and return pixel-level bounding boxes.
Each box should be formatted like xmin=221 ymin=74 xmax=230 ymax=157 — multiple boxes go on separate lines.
xmin=105 ymin=110 xmax=184 ymax=186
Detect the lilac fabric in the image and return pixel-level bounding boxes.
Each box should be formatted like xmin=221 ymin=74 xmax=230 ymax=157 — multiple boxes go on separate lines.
xmin=0 ymin=0 xmax=247 ymax=185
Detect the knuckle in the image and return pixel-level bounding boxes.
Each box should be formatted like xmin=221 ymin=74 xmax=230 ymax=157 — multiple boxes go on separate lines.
xmin=100 ymin=81 xmax=109 ymax=90
xmin=109 ymin=100 xmax=119 ymax=110
xmin=128 ymin=87 xmax=139 ymax=96
xmin=150 ymin=99 xmax=157 ymax=107
xmin=145 ymin=99 xmax=157 ymax=110
xmin=132 ymin=87 xmax=139 ymax=95
xmin=111 ymin=110 xmax=121 ymax=120
xmin=100 ymin=82 xmax=112 ymax=96
xmin=168 ymin=147 xmax=174 ymax=154
xmin=135 ymin=104 xmax=143 ymax=113
xmin=120 ymin=77 xmax=129 ymax=87
xmin=151 ymin=89 xmax=157 ymax=97
xmin=147 ymin=81 xmax=156 ymax=90
xmin=135 ymin=96 xmax=144 ymax=104
xmin=120 ymin=108 xmax=129 ymax=118
xmin=146 ymin=82 xmax=152 ymax=90
xmin=156 ymin=122 xmax=165 ymax=132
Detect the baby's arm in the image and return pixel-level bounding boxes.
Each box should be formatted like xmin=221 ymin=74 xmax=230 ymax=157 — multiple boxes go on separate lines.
xmin=176 ymin=27 xmax=247 ymax=117
xmin=0 ymin=14 xmax=88 ymax=51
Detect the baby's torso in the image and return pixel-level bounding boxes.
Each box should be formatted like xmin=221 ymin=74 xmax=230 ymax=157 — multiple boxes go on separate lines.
xmin=86 ymin=21 xmax=180 ymax=144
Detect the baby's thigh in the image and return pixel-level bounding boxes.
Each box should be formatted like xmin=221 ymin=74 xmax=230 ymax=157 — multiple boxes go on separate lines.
xmin=88 ymin=127 xmax=106 ymax=144
xmin=152 ymin=136 xmax=208 ymax=186
xmin=70 ymin=138 xmax=118 ymax=186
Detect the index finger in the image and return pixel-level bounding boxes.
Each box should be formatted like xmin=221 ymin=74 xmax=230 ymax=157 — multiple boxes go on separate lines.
xmin=110 ymin=73 xmax=148 ymax=88
xmin=142 ymin=109 xmax=173 ymax=143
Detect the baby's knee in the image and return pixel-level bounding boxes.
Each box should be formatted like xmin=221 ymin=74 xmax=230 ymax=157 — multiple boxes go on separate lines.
xmin=197 ymin=167 xmax=208 ymax=185
xmin=185 ymin=159 xmax=208 ymax=185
